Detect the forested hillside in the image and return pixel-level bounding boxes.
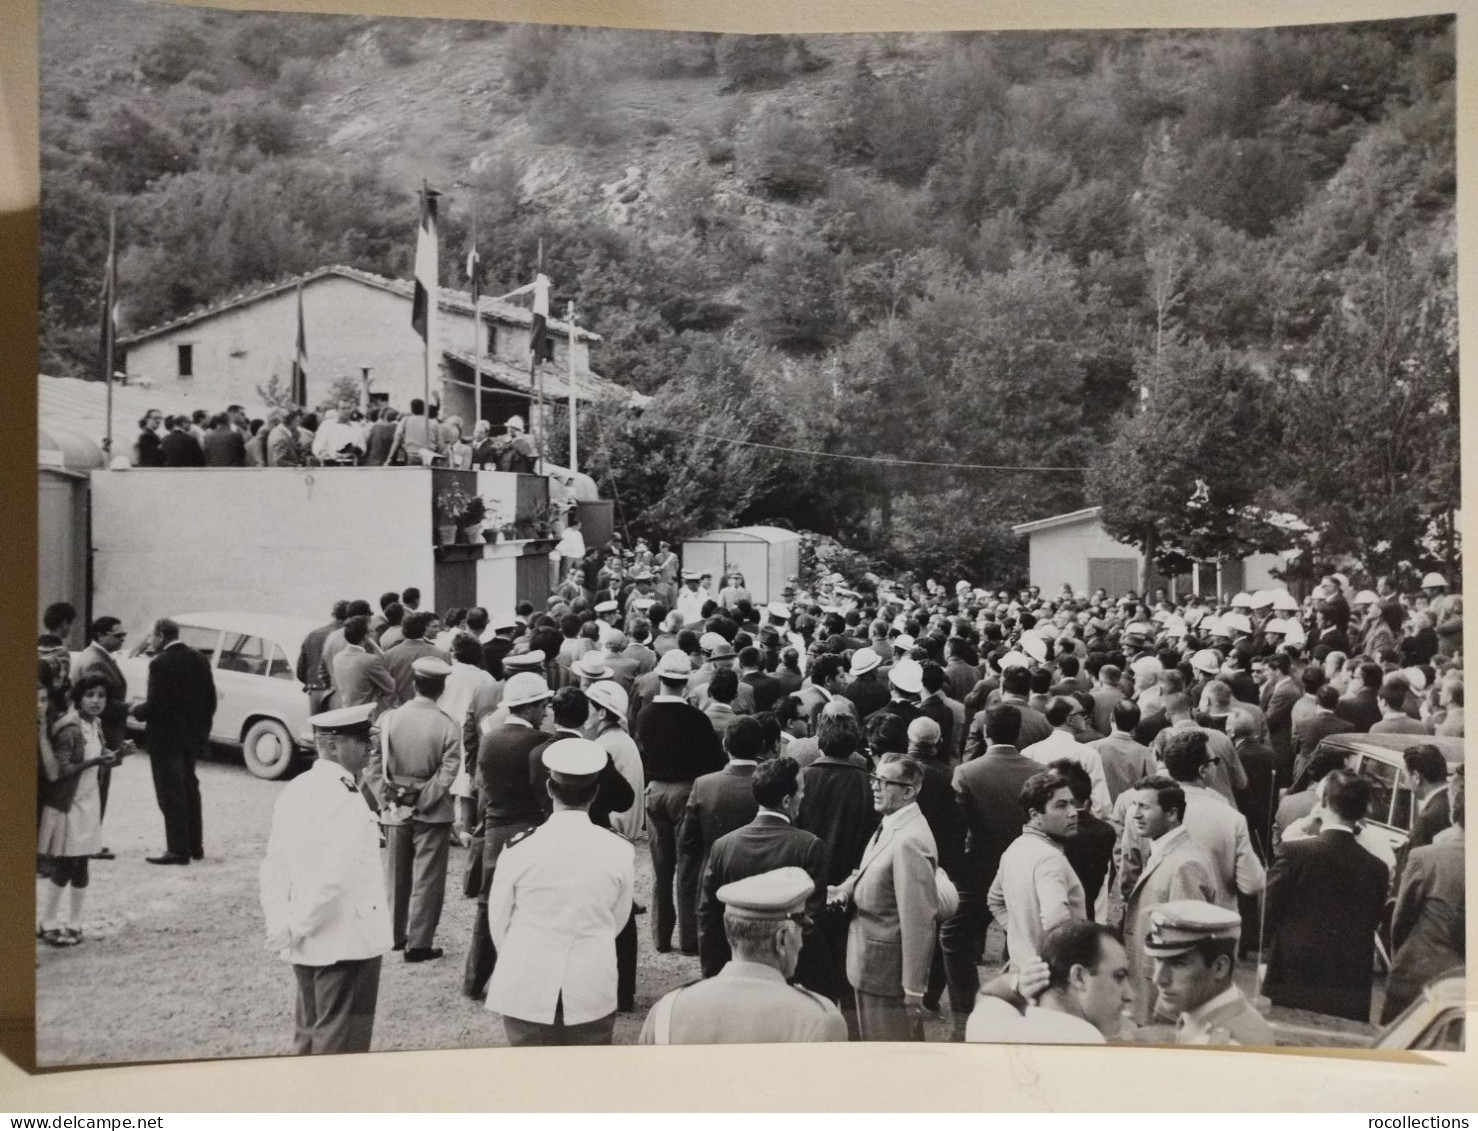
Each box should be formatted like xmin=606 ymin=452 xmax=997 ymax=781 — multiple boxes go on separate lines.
xmin=39 ymin=4 xmax=1457 ymax=585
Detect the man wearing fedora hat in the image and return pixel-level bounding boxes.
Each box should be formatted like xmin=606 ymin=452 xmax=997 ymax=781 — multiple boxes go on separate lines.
xmin=842 ymin=647 xmax=890 ymax=721
xmin=362 ymin=657 xmax=461 ymax=963
xmin=486 ymin=739 xmax=635 ymax=1045
xmin=587 ymin=679 xmax=645 ymax=1012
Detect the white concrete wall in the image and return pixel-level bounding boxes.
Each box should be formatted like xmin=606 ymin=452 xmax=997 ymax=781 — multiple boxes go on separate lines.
xmin=90 ymin=467 xmax=434 ymax=638
xmin=1027 ymin=519 xmax=1141 ymax=597
xmin=475 ymin=550 xmax=520 ymax=624
xmin=1243 ymin=552 xmax=1290 ymax=592
xmin=124 ymin=275 xmax=591 ymax=417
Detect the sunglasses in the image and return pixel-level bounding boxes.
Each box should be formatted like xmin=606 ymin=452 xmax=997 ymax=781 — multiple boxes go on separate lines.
xmin=868 ymin=774 xmax=911 ymax=789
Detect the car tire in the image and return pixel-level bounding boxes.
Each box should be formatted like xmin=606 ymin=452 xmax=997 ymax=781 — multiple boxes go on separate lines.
xmin=242 ymin=719 xmax=298 ymax=780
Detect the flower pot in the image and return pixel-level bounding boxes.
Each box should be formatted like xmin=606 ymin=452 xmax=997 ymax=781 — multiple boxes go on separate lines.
xmin=483 ymin=528 xmax=501 ymax=544
xmin=437 ymin=523 xmax=458 ymax=546
xmin=460 ymin=522 xmax=483 ymax=544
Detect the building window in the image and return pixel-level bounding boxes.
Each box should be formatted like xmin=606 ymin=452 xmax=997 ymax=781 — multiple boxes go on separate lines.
xmin=177 ymin=343 xmax=194 ymax=378
xmin=538 ymin=333 xmax=555 ymax=364
xmin=486 ymin=323 xmax=497 ymax=354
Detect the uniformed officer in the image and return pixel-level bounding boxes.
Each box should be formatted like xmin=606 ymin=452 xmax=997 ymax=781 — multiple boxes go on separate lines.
xmin=1134 ymin=900 xmax=1276 ymax=1046
xmin=485 ymin=738 xmax=635 ymax=1046
xmin=638 ymin=867 xmax=847 ymax=1045
xmin=259 ymin=703 xmax=391 ymax=1055
xmin=361 ymin=656 xmax=461 ymax=962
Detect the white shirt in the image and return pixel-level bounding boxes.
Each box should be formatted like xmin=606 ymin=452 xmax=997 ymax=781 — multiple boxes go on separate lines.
xmin=596 ymin=724 xmax=645 ymax=841
xmin=965 ymin=996 xmax=1105 ymax=1045
xmin=1021 ymin=729 xmax=1111 ymax=815
xmin=676 ymin=587 xmax=707 ymax=624
xmin=311 ymin=419 xmax=364 ymax=460
xmin=485 ymin=809 xmax=635 ymax=1025
xmin=259 ymin=760 xmax=392 ymax=966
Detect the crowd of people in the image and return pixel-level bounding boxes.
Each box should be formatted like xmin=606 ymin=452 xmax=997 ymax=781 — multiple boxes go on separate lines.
xmin=37 ymin=552 xmax=1466 ymax=1055
xmin=123 ymin=399 xmax=538 ymax=471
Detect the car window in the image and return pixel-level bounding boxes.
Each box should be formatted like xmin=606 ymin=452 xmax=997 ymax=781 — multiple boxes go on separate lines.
xmin=176 ymin=625 xmax=221 ymax=660
xmin=266 ymin=643 xmax=295 ymax=681
xmin=1357 ymin=755 xmax=1401 ymax=828
xmin=219 ymin=633 xmax=270 ymax=676
xmin=1392 ymin=779 xmax=1414 ymax=832
xmin=1412 ymin=1011 xmax=1464 ymax=1051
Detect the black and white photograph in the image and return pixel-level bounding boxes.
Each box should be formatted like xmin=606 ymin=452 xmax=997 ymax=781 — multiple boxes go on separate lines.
xmin=32 ymin=0 xmax=1463 ymax=1066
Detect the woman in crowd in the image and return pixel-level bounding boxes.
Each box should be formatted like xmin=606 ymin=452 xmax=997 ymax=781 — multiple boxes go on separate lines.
xmin=134 ymin=409 xmax=165 ymax=467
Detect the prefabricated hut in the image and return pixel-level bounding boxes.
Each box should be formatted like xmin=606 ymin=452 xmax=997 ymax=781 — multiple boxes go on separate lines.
xmin=681 ymin=526 xmax=802 ymax=606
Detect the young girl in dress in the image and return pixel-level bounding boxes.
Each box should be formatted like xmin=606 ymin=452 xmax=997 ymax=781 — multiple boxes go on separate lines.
xmin=38 ymin=673 xmax=123 ymax=947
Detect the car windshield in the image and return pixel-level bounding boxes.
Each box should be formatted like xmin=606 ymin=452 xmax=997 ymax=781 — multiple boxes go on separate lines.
xmin=1357 ymin=755 xmax=1402 ymax=829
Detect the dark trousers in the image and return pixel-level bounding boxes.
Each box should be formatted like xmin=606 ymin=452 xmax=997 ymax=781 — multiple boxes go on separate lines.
xmin=149 ymin=744 xmax=203 ymax=857
xmin=855 ymin=989 xmax=922 ymax=1042
xmin=616 ymin=909 xmax=638 ymax=1008
xmin=464 ymin=821 xmax=536 ymax=997
xmin=645 ymin=780 xmax=698 ymax=952
xmin=808 ymin=911 xmax=859 ymax=1039
xmin=940 ymin=886 xmax=992 ymax=1039
xmin=385 ymin=820 xmax=450 ymax=951
xmin=502 ymin=996 xmax=615 ymax=1047
xmin=292 ymin=956 xmax=381 ymax=1055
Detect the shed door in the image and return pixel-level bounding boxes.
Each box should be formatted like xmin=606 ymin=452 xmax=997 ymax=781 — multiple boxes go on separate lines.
xmin=724 ymin=542 xmax=769 ymax=604
xmin=1088 ymin=558 xmax=1138 ymax=600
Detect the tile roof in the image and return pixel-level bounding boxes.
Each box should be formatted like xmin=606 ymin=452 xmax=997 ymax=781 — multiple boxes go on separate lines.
xmin=117 ymin=265 xmax=603 ymax=347
xmin=442 ymin=348 xmax=648 ymax=409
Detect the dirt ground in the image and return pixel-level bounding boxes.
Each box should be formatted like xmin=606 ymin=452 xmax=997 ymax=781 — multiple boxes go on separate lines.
xmin=34 ymin=750 xmax=1374 ymax=1067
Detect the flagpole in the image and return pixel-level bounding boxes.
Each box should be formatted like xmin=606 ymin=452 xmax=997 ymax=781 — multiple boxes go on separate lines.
xmin=423 ymin=182 xmax=432 ymax=416
xmin=566 ymin=300 xmax=578 ymax=475
xmin=470 ymin=199 xmax=481 ymax=429
xmin=533 ymin=239 xmax=544 ymax=474
xmin=102 ymin=209 xmax=116 ymax=458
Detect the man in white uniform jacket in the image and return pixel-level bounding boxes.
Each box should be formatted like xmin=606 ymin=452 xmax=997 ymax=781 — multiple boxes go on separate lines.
xmin=486 ymin=737 xmax=636 ymax=1046
xmin=259 ymin=703 xmax=392 ymax=1055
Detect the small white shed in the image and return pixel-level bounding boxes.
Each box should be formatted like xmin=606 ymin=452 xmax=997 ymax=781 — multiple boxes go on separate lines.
xmin=682 ymin=526 xmax=802 ymax=606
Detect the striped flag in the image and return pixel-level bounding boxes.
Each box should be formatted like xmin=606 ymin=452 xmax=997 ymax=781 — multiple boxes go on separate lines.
xmin=99 ymin=210 xmax=118 ymax=380
xmin=412 ymin=185 xmax=441 ymax=342
xmin=290 ymin=281 xmax=307 ymax=407
xmin=530 ymin=272 xmax=550 ymax=362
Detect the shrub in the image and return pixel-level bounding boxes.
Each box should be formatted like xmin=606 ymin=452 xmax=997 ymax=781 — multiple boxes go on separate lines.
xmin=138 ymin=22 xmax=213 ymax=87
xmin=715 ymin=34 xmax=789 ymax=91
xmin=505 ymin=23 xmax=565 ymax=96
xmin=739 ymin=110 xmax=828 ymax=201
xmin=531 ymin=43 xmax=619 ymax=146
xmin=275 ymin=58 xmax=318 ymax=110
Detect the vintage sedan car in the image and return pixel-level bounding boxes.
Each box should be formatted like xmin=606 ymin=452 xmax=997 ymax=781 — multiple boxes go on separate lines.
xmin=119 ymin=611 xmax=320 ymax=780
xmin=1373 ymin=972 xmax=1466 ymax=1051
xmin=1305 ymin=731 xmax=1465 ymax=856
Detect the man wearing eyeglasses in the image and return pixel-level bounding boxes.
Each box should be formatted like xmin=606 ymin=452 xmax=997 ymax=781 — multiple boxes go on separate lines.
xmin=1020 ymin=697 xmax=1111 ymax=816
xmin=1148 ymin=693 xmax=1245 ymax=805
xmin=828 ymin=754 xmax=940 ymax=1041
xmin=71 ymin=616 xmax=133 ymax=861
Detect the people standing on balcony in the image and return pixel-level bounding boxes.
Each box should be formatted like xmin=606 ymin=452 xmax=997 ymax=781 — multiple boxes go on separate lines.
xmin=388 ymin=399 xmax=442 ymax=466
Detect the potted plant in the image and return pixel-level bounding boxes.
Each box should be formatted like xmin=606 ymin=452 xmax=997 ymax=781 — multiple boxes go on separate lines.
xmin=459 ymin=495 xmax=488 ymax=542
xmin=482 ymin=502 xmax=507 ymax=542
xmin=435 ymin=484 xmax=472 ymax=545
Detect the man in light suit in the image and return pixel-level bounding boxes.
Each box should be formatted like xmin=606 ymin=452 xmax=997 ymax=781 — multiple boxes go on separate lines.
xmin=486 ymin=738 xmax=635 ymax=1046
xmin=829 ymin=753 xmax=939 ymax=1042
xmin=1158 ymin=731 xmax=1265 ymax=912
xmin=331 ymin=615 xmax=396 ymax=715
xmin=1121 ymin=776 xmax=1218 ymax=1025
xmin=260 ymin=704 xmax=391 ymax=1055
xmin=681 ymin=718 xmax=764 ymax=908
xmin=1383 ymin=769 xmax=1465 ymax=1023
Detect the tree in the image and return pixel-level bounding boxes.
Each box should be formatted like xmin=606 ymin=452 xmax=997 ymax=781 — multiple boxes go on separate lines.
xmin=748 ymin=238 xmax=848 ymax=353
xmin=1089 ymin=338 xmax=1287 ymax=577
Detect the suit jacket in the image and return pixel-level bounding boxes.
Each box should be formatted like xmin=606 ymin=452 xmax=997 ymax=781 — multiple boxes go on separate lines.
xmin=332 ymin=645 xmax=396 ymax=714
xmin=202 ymin=428 xmax=247 ymax=467
xmin=795 ymin=757 xmax=880 ymax=885
xmin=1335 ymin=687 xmax=1381 ymax=733
xmin=1264 ymin=828 xmax=1389 ymax=1022
xmin=362 ymin=698 xmax=460 ymax=825
xmin=1090 ymin=733 xmax=1157 ymax=803
xmin=1122 ymin=826 xmax=1218 ymax=1024
xmin=916 ymin=696 xmax=957 ymax=763
xmin=1179 ymin=786 xmax=1265 ymax=909
xmin=953 ymin=744 xmax=1038 ymax=892
xmin=1063 ymin=810 xmax=1116 ymax=918
xmin=382 ymin=638 xmax=452 ymax=706
xmin=1233 ymin=738 xmax=1278 ymax=858
xmin=697 ymin=813 xmax=827 ymax=979
xmin=1263 ymin=677 xmax=1302 ymax=778
xmin=915 ymin=753 xmax=967 ymax=879
xmin=1291 ymin=712 xmax=1350 ymax=780
xmin=1089 ymin=687 xmax=1124 ymax=738
xmin=842 ymin=673 xmax=890 ymax=721
xmin=70 ymin=642 xmax=129 ymax=748
xmin=1408 ymin=789 xmax=1453 ymax=853
xmin=963 ymin=697 xmax=1052 ymax=761
xmin=297 ymin=620 xmax=340 ymax=694
xmin=160 ymin=429 xmax=205 ymax=467
xmin=1384 ymin=828 xmax=1465 ymax=1022
xmin=844 ymin=803 xmax=939 ymax=998
xmin=742 ymin=671 xmax=785 ymax=713
xmin=987 ymin=826 xmax=1086 ymax=970
xmin=679 ymin=763 xmax=760 ymax=883
xmin=134 ymin=641 xmax=216 ymax=753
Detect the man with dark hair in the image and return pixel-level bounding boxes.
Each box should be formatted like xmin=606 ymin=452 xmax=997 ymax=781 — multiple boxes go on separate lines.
xmin=1121 ymin=775 xmax=1217 ymax=1024
xmin=1023 ymin=696 xmax=1111 ymax=814
xmin=697 ymin=758 xmax=827 ymax=983
xmin=161 ymin=414 xmax=206 ymax=466
xmin=401 ymin=587 xmax=422 ymax=613
xmin=1403 ymin=744 xmax=1452 ymax=852
xmin=528 ymin=687 xmax=634 ymax=829
xmin=1155 ymin=730 xmax=1265 ymax=913
xmin=1264 ymin=770 xmax=1389 ymax=1022
xmin=299 ymin=601 xmax=348 ymax=714
xmin=1150 ymin=692 xmax=1244 ymax=805
xmin=793 ymin=654 xmax=849 ymax=729
xmin=988 ymin=771 xmax=1086 ymax=971
xmin=383 ymin=611 xmax=451 ymax=706
xmin=739 ymin=647 xmax=784 ymax=714
xmin=1090 ymin=698 xmax=1155 ymax=804
xmin=1372 ymin=676 xmax=1429 ymax=736
xmin=38 ymin=601 xmax=77 ymax=695
xmin=942 ymin=703 xmax=1040 ymax=1038
xmin=1291 ymin=684 xmax=1348 ymax=782
xmin=203 ymin=413 xmax=247 ymax=466
xmin=1273 ymin=746 xmax=1352 ymax=847
xmin=701 ymin=668 xmax=744 ymax=739
xmin=485 ymin=739 xmax=635 ymax=1046
xmin=1336 ymin=661 xmax=1384 ymax=732
xmin=362 ymin=657 xmax=461 ymax=963
xmin=966 ymin=920 xmax=1133 ymax=1044
xmin=964 ymin=665 xmax=1051 ymax=761
xmin=635 ymin=651 xmax=726 ymax=955
xmin=1261 ymin=652 xmax=1301 ymax=780
xmin=332 ymin=615 xmax=396 ymax=714
xmin=1141 ymin=900 xmax=1274 ymax=1045
xmin=916 ymin=661 xmax=959 ymax=761
xmin=680 ymin=717 xmax=765 ymax=906
xmin=131 ymin=618 xmax=216 ymax=865
xmin=1051 ymin=759 xmax=1116 ymax=920
xmin=267 ymin=408 xmax=303 ymax=467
